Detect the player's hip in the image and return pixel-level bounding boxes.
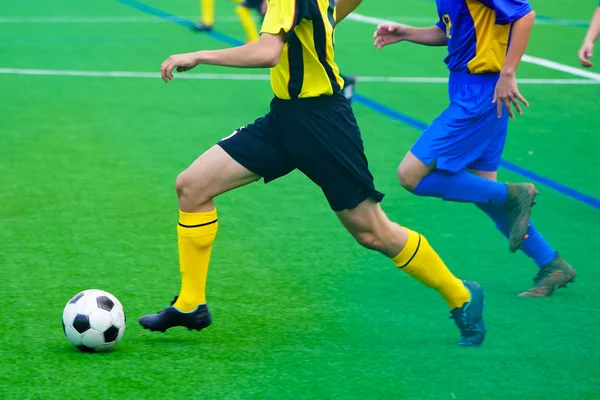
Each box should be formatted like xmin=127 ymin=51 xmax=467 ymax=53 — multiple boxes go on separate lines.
xmin=411 ymin=101 xmax=509 ymax=173
xmin=269 ymin=92 xmax=356 ymax=131
xmin=447 ymin=70 xmax=500 ymax=109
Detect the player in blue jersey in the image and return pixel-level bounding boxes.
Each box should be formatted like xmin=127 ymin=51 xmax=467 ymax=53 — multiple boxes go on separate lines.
xmin=579 ymin=2 xmax=600 ymax=67
xmin=373 ymin=0 xmax=576 ymax=296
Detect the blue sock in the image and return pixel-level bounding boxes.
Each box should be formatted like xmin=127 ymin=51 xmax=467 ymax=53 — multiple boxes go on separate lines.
xmin=412 ymin=170 xmax=507 ymax=206
xmin=476 ymin=203 xmax=557 ymax=267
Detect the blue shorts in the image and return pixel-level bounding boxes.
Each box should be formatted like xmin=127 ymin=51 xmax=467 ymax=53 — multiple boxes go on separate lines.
xmin=411 ymin=71 xmax=509 ymax=173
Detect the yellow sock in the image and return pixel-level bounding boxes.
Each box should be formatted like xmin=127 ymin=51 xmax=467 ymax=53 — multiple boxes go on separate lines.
xmin=200 ymin=0 xmax=215 ymax=26
xmin=392 ymin=229 xmax=470 ymax=309
xmin=173 ymin=209 xmax=218 ymax=312
xmin=235 ymin=5 xmax=260 ymax=42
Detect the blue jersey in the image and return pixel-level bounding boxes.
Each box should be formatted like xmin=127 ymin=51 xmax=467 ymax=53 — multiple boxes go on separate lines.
xmin=435 ymin=0 xmax=532 ymax=74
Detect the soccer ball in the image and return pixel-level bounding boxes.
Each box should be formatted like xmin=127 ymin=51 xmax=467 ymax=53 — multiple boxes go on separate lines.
xmin=62 ymin=289 xmax=126 ymax=352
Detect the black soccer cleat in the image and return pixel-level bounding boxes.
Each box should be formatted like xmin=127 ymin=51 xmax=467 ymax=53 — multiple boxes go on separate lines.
xmin=450 ymin=281 xmax=486 ymax=347
xmin=191 ymin=22 xmax=213 ymax=32
xmin=139 ymin=297 xmax=212 ymax=333
xmin=503 ymin=183 xmax=538 ymax=253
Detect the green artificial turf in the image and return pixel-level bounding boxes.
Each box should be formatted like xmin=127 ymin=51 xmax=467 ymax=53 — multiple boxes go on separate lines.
xmin=1 ymin=0 xmax=599 ymax=399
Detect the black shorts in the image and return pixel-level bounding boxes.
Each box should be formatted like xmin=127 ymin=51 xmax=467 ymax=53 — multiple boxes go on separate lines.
xmin=217 ymin=93 xmax=384 ymax=211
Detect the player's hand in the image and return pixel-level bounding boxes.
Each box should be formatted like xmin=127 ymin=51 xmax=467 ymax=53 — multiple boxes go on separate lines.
xmin=493 ymin=73 xmax=529 ymax=119
xmin=579 ymin=40 xmax=594 ymax=68
xmin=373 ymin=24 xmax=407 ymax=50
xmin=160 ymin=53 xmax=199 ymax=82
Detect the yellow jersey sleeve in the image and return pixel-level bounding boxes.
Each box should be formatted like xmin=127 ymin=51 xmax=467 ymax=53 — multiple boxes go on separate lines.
xmin=260 ymin=0 xmax=299 ymax=35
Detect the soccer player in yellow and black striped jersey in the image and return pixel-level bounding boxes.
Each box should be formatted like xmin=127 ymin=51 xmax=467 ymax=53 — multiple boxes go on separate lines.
xmin=140 ymin=0 xmax=486 ymax=346
xmin=192 ymin=0 xmax=358 ymax=100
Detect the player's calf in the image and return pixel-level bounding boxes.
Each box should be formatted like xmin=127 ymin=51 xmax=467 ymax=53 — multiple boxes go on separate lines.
xmin=338 ymin=199 xmax=486 ymax=346
xmin=351 ymin=229 xmax=399 ymax=254
xmin=337 ymin=200 xmax=408 ymax=258
xmin=352 ymin=231 xmax=380 ymax=251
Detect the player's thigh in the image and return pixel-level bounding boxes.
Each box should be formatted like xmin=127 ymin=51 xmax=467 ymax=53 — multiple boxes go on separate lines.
xmin=219 ymin=116 xmax=294 ymax=184
xmin=177 ymin=145 xmax=260 ymax=200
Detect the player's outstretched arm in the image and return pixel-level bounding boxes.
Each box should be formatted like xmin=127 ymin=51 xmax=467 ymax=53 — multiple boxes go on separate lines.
xmin=373 ymin=24 xmax=446 ymax=49
xmin=336 ymin=0 xmax=363 ymax=24
xmin=579 ymin=6 xmax=600 ymax=67
xmin=160 ymin=32 xmax=285 ymax=82
xmin=493 ymin=9 xmax=535 ymax=118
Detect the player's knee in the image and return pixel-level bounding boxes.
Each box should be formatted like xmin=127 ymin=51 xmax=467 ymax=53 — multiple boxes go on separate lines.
xmin=175 ymin=172 xmax=190 ymax=198
xmin=175 ymin=171 xmax=212 ymax=205
xmin=397 ymin=164 xmax=419 ymax=192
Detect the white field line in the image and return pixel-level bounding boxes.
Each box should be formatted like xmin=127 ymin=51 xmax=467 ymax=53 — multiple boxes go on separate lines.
xmin=348 ymin=12 xmax=600 ymax=82
xmin=358 ymin=76 xmax=600 ymax=84
xmin=0 ymin=15 xmax=588 ymax=26
xmin=521 ymin=55 xmax=600 ymax=81
xmin=348 ymin=13 xmax=407 ymax=27
xmin=0 ymin=16 xmax=240 ymax=24
xmin=0 ymin=68 xmax=598 ymax=85
xmin=0 ymin=68 xmax=270 ymax=80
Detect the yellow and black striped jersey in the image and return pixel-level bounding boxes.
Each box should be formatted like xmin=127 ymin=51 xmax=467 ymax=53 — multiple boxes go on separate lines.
xmin=260 ymin=0 xmax=344 ymax=99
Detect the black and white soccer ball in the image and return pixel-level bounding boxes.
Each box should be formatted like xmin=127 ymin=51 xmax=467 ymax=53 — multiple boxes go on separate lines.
xmin=62 ymin=289 xmax=126 ymax=352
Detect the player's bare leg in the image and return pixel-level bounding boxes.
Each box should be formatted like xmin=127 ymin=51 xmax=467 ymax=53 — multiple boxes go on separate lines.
xmin=336 ymin=198 xmax=486 ymax=346
xmin=398 ymin=151 xmax=538 ymax=252
xmin=470 ymin=170 xmax=576 ymax=297
xmin=176 ymin=145 xmax=260 ymax=212
xmin=336 ymin=198 xmax=408 ymax=258
xmin=139 ymin=145 xmax=260 ymax=332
